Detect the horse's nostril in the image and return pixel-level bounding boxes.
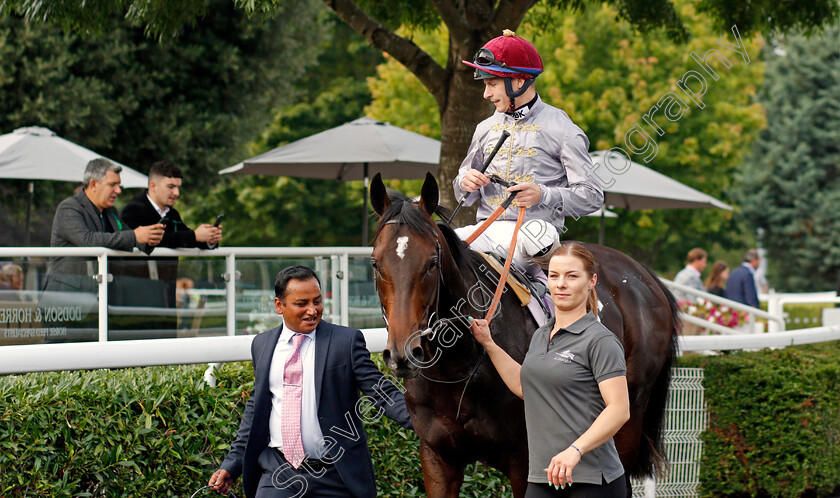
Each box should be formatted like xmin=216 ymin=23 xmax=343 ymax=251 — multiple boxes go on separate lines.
xmin=382 ymin=348 xmax=392 ymax=364
xmin=410 ymin=346 xmax=424 ymax=362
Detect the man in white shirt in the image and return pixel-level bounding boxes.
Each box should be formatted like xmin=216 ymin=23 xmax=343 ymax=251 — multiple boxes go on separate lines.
xmin=672 ymin=248 xmax=707 ymax=302
xmin=209 ymin=266 xmax=413 ymax=497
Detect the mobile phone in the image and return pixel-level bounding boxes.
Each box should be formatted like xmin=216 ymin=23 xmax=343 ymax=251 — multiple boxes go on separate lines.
xmin=213 ymin=214 xmax=224 ymax=227
xmin=158 ymin=217 xmax=169 ymax=228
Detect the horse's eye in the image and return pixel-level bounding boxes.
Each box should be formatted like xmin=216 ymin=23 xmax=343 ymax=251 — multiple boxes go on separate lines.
xmin=426 ymin=256 xmax=439 ymax=274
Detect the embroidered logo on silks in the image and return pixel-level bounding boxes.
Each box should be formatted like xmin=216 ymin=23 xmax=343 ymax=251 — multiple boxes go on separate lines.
xmin=396 ymin=236 xmax=409 ymax=259
xmin=554 ymin=350 xmax=575 ymax=363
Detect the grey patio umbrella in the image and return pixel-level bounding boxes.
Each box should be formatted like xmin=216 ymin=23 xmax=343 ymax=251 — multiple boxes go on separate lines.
xmin=220 ymin=117 xmax=440 ymax=245
xmin=0 ymin=126 xmax=148 ymax=245
xmin=590 ymin=150 xmax=733 ymax=244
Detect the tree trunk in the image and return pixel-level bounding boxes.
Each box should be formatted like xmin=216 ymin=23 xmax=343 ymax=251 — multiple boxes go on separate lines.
xmin=438 ymin=64 xmax=492 ymax=226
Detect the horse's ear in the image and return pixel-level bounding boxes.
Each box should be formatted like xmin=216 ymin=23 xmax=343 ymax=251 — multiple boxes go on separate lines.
xmin=370 ymin=173 xmax=389 ymax=216
xmin=419 ymin=172 xmax=439 ymax=217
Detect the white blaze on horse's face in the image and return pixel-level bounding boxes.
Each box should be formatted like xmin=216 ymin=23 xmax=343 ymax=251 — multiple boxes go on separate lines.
xmin=396 ymin=236 xmax=409 ymax=259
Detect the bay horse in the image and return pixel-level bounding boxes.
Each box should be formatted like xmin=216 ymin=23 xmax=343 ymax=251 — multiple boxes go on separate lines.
xmin=370 ymin=172 xmax=679 ymax=497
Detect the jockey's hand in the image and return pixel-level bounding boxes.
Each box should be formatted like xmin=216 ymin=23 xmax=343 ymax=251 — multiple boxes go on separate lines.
xmin=507 ymin=182 xmax=542 ymax=208
xmin=461 ymin=169 xmax=491 ymax=192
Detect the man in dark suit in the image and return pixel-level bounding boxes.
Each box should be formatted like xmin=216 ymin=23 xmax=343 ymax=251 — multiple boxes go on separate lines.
xmin=45 ymin=158 xmax=163 ymax=294
xmin=724 ymin=249 xmax=761 ymax=308
xmin=120 ymin=161 xmax=222 ymax=308
xmin=208 ymin=266 xmax=413 ymax=497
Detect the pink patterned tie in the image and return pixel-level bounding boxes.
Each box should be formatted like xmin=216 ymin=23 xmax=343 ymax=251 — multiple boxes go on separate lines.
xmin=282 ymin=333 xmax=306 ymax=468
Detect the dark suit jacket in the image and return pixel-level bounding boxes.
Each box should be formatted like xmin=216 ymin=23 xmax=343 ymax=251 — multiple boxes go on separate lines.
xmin=221 ymin=321 xmax=413 ymax=498
xmin=120 ymin=191 xmax=211 ymax=249
xmin=45 ymin=190 xmax=142 ymax=293
xmin=119 ymin=192 xmax=212 ymax=308
xmin=724 ymin=264 xmax=759 ymax=308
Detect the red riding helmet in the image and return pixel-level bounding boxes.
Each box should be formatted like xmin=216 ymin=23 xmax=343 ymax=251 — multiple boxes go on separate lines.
xmin=462 ymin=30 xmax=543 ymax=111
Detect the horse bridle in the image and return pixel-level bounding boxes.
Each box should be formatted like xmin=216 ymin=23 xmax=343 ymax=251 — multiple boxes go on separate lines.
xmin=374 ymin=220 xmax=488 ymax=377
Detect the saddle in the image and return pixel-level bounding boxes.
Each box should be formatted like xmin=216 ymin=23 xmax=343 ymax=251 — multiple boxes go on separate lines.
xmin=478 ymin=252 xmax=551 ymax=320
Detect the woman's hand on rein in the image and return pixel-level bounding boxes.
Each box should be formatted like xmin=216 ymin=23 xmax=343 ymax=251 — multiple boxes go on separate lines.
xmin=469 ymin=318 xmax=494 ymax=348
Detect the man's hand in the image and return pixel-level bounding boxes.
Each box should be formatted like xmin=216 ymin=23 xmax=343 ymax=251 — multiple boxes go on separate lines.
xmin=507 ymin=183 xmax=542 ymax=208
xmin=134 ymin=224 xmax=164 ymax=246
xmin=208 ymin=469 xmax=234 ymax=494
xmin=195 ymin=224 xmax=223 ymax=244
xmin=460 ymin=169 xmax=491 ymax=192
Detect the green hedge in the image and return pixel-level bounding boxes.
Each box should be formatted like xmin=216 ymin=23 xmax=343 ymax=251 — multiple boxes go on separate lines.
xmin=6 ymin=343 xmax=837 ymax=497
xmin=0 ymin=357 xmax=511 ymax=497
xmin=679 ymin=341 xmax=840 ymax=497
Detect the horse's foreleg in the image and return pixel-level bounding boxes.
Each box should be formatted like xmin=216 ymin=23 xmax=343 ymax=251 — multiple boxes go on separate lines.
xmin=509 ymin=470 xmax=529 ymax=498
xmin=419 ymin=441 xmax=465 ymax=498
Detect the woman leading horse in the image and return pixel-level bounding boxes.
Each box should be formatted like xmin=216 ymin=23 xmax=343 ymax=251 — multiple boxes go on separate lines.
xmin=370 ymin=173 xmax=679 ymax=497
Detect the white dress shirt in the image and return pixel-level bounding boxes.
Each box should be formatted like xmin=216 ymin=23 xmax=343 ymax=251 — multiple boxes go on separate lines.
xmin=268 ymin=321 xmax=326 ymax=459
xmin=146 ymin=194 xmax=170 ymax=218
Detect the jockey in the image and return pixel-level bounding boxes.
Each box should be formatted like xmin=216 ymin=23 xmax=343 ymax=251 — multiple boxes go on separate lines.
xmin=454 ymin=30 xmax=604 ymax=276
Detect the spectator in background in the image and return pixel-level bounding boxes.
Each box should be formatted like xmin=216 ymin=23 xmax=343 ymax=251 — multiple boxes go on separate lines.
xmin=120 ymin=161 xmax=222 ymax=308
xmin=725 ymin=249 xmax=761 ymax=308
xmin=0 ymin=264 xmax=23 ymax=291
xmin=45 ymin=158 xmax=163 ymax=294
xmin=672 ymin=248 xmax=707 ymax=302
xmin=704 ymin=261 xmax=729 ymax=297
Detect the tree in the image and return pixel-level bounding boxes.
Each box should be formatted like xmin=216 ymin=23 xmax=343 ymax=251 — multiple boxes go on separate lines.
xmin=180 ymin=10 xmax=390 ymax=247
xmin=0 ymin=0 xmax=324 ymax=245
xmin=734 ymin=23 xmax=840 ymax=291
xmin=1 ymin=0 xmax=835 ymax=226
xmin=364 ymin=2 xmax=767 ymax=269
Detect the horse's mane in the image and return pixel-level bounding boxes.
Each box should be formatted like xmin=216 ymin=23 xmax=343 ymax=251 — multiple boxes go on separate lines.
xmin=373 ymin=190 xmax=482 ymax=274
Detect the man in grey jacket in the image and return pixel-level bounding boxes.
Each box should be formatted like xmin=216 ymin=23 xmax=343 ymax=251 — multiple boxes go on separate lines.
xmin=455 ymin=30 xmax=603 ymax=275
xmin=672 ymin=247 xmax=707 ymax=302
xmin=45 ymin=158 xmax=164 ymax=294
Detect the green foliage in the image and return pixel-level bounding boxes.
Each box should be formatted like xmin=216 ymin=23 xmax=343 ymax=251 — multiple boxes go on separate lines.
xmin=678 ymin=342 xmax=840 ymax=497
xmin=181 ymin=11 xmax=390 ymax=247
xmin=366 ymin=2 xmax=766 ymax=270
xmin=734 ymin=24 xmax=840 ymax=292
xmin=0 ymin=356 xmax=514 ymax=496
xmin=532 ymin=1 xmax=765 ymax=269
xmin=0 ymin=0 xmax=324 ymax=244
xmin=0 ymin=363 xmax=252 ymax=497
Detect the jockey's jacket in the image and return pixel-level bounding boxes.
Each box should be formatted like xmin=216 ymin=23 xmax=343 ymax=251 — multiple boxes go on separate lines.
xmin=453 ymin=95 xmax=604 ymax=232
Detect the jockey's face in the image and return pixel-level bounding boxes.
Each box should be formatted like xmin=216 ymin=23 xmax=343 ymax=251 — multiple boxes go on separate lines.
xmin=483 ymin=77 xmax=526 ymax=113
xmin=547 ymin=254 xmax=597 ymax=314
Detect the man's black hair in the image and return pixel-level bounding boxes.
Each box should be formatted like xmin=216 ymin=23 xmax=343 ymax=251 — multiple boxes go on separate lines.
xmin=149 ymin=161 xmax=183 ymax=180
xmin=274 ymin=265 xmax=320 ymax=300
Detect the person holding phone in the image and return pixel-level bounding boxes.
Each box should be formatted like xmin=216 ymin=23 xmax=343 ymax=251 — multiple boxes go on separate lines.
xmin=120 ymin=161 xmax=222 ymax=312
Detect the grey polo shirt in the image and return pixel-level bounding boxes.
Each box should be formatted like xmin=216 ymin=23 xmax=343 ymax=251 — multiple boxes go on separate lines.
xmin=521 ymin=312 xmax=626 ymax=485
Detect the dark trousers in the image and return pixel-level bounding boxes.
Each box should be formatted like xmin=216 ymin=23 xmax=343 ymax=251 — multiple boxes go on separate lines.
xmin=525 ymin=474 xmax=626 ymax=498
xmin=255 ymin=447 xmax=351 ymax=497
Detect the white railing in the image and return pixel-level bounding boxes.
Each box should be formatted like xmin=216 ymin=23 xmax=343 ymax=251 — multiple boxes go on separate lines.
xmin=2 ymin=246 xmax=838 ymax=375
xmin=662 ymin=278 xmax=786 ymax=334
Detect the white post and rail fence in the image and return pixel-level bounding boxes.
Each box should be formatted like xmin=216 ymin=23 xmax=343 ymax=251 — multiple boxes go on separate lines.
xmin=2 ymin=247 xmax=839 ymax=496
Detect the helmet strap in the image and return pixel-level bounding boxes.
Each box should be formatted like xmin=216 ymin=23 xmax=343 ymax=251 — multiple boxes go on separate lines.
xmin=504 ymin=77 xmax=535 ymax=112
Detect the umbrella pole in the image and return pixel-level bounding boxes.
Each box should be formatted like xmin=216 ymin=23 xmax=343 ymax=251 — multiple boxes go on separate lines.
xmin=25 ymin=181 xmax=33 ymax=247
xmin=598 ymin=206 xmax=606 ymax=246
xmin=362 ymin=163 xmax=369 ymax=246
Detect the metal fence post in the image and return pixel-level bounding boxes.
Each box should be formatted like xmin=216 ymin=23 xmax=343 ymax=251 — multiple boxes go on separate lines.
xmin=225 ymin=254 xmax=237 ymax=336
xmin=97 ymin=252 xmax=109 ymax=342
xmin=340 ymin=252 xmax=349 ymax=326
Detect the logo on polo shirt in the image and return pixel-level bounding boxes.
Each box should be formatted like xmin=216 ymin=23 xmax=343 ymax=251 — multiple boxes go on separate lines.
xmin=554 ymin=350 xmax=574 ymax=363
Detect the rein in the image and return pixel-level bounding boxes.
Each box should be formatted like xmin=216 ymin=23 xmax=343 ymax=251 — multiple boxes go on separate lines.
xmin=375 ymin=202 xmax=527 ymax=419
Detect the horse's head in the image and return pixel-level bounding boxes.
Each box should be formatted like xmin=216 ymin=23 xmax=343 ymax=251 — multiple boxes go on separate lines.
xmin=370 ymin=172 xmax=446 ymax=378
